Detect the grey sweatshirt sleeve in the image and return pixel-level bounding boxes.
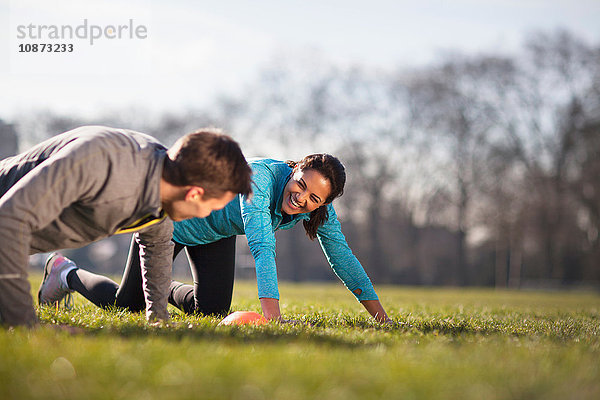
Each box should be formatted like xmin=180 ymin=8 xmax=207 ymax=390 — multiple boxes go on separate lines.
xmin=0 ymin=142 xmax=107 ymax=326
xmin=135 ymin=218 xmax=174 ymax=322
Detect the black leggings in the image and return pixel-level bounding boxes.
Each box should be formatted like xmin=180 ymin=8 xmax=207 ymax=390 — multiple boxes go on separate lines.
xmin=67 ymin=236 xmax=236 ymax=316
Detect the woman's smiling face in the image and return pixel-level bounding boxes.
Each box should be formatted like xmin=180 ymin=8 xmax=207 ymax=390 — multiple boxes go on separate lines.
xmin=281 ymin=168 xmax=332 ymax=215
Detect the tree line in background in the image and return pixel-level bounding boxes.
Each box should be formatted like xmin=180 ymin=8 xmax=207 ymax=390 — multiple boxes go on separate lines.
xmin=3 ymin=29 xmax=599 ymax=289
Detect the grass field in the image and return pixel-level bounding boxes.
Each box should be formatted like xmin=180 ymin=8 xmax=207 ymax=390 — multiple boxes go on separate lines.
xmin=1 ymin=278 xmax=599 ymax=400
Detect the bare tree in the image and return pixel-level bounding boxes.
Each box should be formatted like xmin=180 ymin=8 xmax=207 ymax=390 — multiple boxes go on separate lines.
xmin=406 ymin=55 xmax=510 ymax=285
xmin=488 ymin=30 xmax=600 ymax=285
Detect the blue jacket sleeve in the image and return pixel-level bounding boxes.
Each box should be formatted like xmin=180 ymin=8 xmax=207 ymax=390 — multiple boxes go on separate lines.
xmin=316 ymin=205 xmax=379 ymax=301
xmin=240 ymin=164 xmax=279 ymax=299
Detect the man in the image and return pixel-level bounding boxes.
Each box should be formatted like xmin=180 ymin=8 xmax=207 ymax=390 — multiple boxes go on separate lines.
xmin=0 ymin=125 xmax=252 ymax=327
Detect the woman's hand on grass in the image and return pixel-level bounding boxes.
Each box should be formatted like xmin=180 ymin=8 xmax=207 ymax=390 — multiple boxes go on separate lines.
xmin=260 ymin=297 xmax=282 ymax=320
xmin=361 ymin=299 xmax=392 ymax=323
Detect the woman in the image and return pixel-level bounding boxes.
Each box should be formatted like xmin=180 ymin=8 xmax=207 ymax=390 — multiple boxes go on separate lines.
xmin=41 ymin=155 xmax=391 ymax=323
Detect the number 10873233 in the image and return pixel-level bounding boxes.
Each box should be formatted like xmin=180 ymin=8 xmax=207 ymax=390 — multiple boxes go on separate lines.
xmin=18 ymin=43 xmax=74 ymax=52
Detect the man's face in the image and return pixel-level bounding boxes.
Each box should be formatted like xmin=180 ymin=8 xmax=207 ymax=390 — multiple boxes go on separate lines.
xmin=165 ymin=190 xmax=237 ymax=221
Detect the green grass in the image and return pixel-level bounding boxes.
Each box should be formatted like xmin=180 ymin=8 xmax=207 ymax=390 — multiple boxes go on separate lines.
xmin=1 ymin=279 xmax=599 ymax=399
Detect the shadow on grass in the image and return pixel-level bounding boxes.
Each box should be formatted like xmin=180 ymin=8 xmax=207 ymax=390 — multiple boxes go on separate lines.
xmin=36 ymin=317 xmax=508 ymax=348
xmin=38 ymin=322 xmax=389 ymax=348
xmin=36 ymin=305 xmax=597 ymax=346
xmin=37 ymin=307 xmax=407 ymax=347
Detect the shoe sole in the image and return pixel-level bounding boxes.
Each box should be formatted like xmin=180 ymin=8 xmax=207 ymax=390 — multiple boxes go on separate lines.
xmin=38 ymin=252 xmax=60 ymax=305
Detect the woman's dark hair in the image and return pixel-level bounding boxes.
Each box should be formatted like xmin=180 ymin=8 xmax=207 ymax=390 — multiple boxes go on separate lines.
xmin=163 ymin=128 xmax=252 ymax=199
xmin=286 ymin=154 xmax=346 ymax=240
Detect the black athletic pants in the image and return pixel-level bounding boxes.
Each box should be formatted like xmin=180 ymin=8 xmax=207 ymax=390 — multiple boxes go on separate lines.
xmin=67 ymin=236 xmax=237 ymax=316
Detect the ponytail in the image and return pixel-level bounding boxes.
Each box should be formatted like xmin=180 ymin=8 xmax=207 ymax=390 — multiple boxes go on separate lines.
xmin=304 ymin=206 xmax=329 ymax=240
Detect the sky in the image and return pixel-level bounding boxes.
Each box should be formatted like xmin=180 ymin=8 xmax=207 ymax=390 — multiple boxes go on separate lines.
xmin=1 ymin=0 xmax=599 ymax=120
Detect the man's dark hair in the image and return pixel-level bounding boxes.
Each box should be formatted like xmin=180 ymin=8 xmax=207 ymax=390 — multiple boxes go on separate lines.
xmin=163 ymin=128 xmax=252 ymax=198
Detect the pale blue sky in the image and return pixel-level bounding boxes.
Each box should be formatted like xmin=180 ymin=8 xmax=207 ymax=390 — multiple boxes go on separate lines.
xmin=1 ymin=0 xmax=599 ymax=119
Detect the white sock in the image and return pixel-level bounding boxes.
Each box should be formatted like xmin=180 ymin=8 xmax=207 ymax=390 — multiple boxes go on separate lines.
xmin=60 ymin=265 xmax=78 ymax=290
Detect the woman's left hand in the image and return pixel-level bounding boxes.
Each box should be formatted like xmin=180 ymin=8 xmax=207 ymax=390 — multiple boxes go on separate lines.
xmin=360 ymin=299 xmax=392 ymax=323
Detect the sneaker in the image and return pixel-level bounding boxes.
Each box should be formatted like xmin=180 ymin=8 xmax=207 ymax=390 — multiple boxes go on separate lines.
xmin=38 ymin=252 xmax=76 ymax=308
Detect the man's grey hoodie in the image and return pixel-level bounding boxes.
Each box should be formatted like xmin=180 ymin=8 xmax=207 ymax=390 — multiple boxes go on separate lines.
xmin=0 ymin=126 xmax=174 ymax=326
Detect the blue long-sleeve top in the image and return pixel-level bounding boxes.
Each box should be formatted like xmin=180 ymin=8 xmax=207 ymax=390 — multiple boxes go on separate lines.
xmin=172 ymin=158 xmax=378 ymax=302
